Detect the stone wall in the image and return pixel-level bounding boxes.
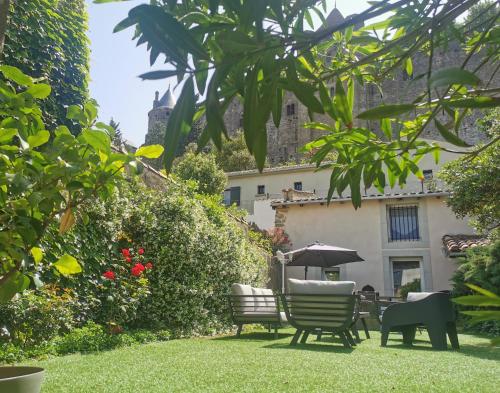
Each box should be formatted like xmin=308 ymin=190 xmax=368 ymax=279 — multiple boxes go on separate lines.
xmin=145 ymin=46 xmax=497 ymax=168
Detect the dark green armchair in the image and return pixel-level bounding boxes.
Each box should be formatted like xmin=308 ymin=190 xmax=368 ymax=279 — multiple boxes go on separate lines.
xmin=380 ymin=292 xmax=459 ymax=350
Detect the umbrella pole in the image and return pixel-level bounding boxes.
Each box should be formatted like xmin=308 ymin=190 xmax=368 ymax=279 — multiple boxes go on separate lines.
xmin=305 ymin=266 xmax=308 ymax=280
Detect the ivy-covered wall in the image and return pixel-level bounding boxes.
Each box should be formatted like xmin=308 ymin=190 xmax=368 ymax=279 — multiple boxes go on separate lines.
xmin=3 ymin=0 xmax=89 ymax=133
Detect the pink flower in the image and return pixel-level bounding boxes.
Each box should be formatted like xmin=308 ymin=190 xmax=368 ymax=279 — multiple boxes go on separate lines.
xmin=138 ymin=248 xmax=145 ymax=255
xmin=121 ymin=248 xmax=130 ymax=257
xmin=145 ymin=262 xmax=153 ymax=269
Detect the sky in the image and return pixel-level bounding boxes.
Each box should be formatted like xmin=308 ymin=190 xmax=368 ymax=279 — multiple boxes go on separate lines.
xmin=86 ymin=0 xmax=373 ymax=146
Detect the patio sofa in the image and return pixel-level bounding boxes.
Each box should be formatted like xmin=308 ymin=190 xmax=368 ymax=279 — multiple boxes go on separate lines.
xmin=229 ymin=283 xmax=286 ymax=338
xmin=281 ymin=279 xmax=358 ymax=348
xmin=380 ymin=291 xmax=459 ymax=350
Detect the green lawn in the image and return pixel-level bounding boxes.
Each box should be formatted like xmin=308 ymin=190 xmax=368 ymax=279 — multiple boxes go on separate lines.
xmin=30 ymin=329 xmax=500 ymax=393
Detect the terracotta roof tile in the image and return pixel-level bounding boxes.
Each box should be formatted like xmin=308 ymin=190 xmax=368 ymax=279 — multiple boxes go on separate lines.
xmin=442 ymin=234 xmax=490 ymax=255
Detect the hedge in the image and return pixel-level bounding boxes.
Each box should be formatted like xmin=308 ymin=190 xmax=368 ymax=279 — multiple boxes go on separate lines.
xmin=3 ymin=0 xmax=89 ymax=133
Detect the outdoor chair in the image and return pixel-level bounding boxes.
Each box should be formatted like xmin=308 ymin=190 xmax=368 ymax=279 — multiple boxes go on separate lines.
xmin=229 ymin=283 xmax=286 ymax=338
xmin=380 ymin=292 xmax=459 ymax=350
xmin=281 ymin=279 xmax=358 ymax=348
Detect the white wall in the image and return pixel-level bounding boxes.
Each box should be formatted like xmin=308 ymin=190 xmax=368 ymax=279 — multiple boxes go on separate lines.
xmin=279 ymin=195 xmax=474 ymax=296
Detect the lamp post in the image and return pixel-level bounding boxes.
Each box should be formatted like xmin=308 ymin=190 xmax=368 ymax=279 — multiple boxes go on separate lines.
xmin=276 ymin=250 xmax=286 ymax=293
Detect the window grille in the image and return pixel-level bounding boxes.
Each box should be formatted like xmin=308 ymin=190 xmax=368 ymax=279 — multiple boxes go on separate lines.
xmin=387 ymin=205 xmax=420 ymax=241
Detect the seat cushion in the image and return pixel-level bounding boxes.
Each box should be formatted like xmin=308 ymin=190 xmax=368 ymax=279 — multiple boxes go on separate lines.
xmin=288 ymin=278 xmax=355 ymax=295
xmin=252 ymin=287 xmax=277 ymax=312
xmin=231 ymin=283 xmax=254 ymax=312
xmin=407 ymin=292 xmax=434 ymax=302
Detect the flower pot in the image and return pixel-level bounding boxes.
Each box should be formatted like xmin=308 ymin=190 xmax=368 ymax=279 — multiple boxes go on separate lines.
xmin=0 ymin=366 xmax=44 ymax=393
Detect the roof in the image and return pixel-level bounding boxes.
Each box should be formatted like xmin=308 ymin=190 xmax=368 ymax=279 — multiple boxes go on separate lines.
xmin=442 ymin=234 xmax=490 ymax=256
xmin=158 ymin=86 xmax=176 ymax=109
xmin=270 ymin=190 xmax=450 ymax=207
xmin=325 ymin=8 xmax=344 ymax=27
xmin=226 ymin=163 xmax=327 ymax=177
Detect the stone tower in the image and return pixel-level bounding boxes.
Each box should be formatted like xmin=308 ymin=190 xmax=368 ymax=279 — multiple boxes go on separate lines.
xmin=144 ymin=86 xmax=176 ymax=168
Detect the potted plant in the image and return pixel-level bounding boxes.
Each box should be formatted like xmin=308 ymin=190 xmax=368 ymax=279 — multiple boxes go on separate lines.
xmin=0 ymin=366 xmax=45 ymax=393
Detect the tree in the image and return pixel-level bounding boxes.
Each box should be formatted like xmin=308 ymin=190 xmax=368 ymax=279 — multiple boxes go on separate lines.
xmin=463 ymin=1 xmax=499 ymax=31
xmin=0 ymin=66 xmax=164 ymax=302
xmin=111 ymin=0 xmax=499 ymax=209
xmin=109 ymin=117 xmax=123 ymax=148
xmin=173 ymin=147 xmax=227 ymax=195
xmin=215 ymin=131 xmax=257 ymax=172
xmin=439 ymin=109 xmax=500 ymax=236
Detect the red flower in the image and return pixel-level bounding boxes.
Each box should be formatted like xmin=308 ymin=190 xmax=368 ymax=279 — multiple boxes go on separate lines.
xmin=103 ymin=270 xmax=115 ymax=280
xmin=145 ymin=262 xmax=153 ymax=269
xmin=126 ymin=256 xmax=132 ymax=263
xmin=138 ymin=248 xmax=145 ymax=255
xmin=121 ymin=248 xmax=130 ymax=257
xmin=131 ymin=263 xmax=145 ymax=277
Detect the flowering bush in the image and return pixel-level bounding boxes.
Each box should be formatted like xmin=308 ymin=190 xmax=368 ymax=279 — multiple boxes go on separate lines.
xmin=99 ymin=245 xmax=152 ymax=331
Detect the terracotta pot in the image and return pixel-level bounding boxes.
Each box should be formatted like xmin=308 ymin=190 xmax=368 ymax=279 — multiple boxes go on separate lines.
xmin=0 ymin=366 xmax=44 ymax=393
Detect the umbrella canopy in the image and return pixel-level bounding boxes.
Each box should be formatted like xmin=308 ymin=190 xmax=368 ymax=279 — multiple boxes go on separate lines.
xmin=285 ymin=242 xmax=364 ymax=267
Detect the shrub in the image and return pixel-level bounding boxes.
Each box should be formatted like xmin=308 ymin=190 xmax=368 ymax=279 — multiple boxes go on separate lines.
xmin=53 ymin=322 xmax=121 ymax=354
xmin=452 ymin=241 xmax=500 ymax=335
xmin=0 ymin=287 xmax=75 ymax=348
xmin=122 ymin=182 xmax=268 ymax=334
xmin=173 ymin=148 xmax=227 ymax=195
xmin=399 ymin=279 xmax=421 ymax=300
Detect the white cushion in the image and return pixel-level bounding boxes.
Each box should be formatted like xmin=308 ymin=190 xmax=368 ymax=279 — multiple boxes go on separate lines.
xmin=231 ymin=283 xmax=254 ymax=311
xmin=252 ymin=287 xmax=277 ymax=312
xmin=407 ymin=292 xmax=433 ymax=302
xmin=288 ymin=279 xmax=355 ymax=295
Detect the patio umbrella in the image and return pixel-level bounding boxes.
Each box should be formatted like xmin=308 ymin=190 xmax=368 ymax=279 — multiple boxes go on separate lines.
xmin=283 ymin=241 xmax=364 ymax=281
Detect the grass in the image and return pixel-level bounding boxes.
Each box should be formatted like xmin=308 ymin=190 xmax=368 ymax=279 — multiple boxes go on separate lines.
xmin=29 ymin=328 xmax=500 ymax=393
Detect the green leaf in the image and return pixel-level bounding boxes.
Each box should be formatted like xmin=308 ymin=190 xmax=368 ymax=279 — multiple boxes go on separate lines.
xmin=27 ymin=130 xmax=50 ymax=148
xmin=447 ymin=96 xmax=500 ymax=109
xmin=135 ymin=144 xmax=164 ymax=159
xmin=0 ymin=128 xmax=17 ymax=143
xmin=466 ymin=284 xmax=500 ymax=298
xmin=358 ymin=104 xmax=415 ymax=120
xmin=0 ymin=271 xmax=30 ymax=303
xmin=164 ymin=77 xmax=196 ymax=171
xmin=82 ymin=129 xmax=111 ymax=153
xmin=26 ymin=84 xmax=51 ymax=99
xmin=0 ymin=65 xmax=33 ymax=86
xmin=434 ymin=119 xmax=470 ymax=147
xmin=31 ymin=247 xmax=44 ymax=264
xmin=113 ymin=15 xmax=136 ymax=33
xmin=335 ymin=79 xmax=352 ymax=126
xmin=429 ymin=67 xmax=480 ymax=88
xmin=53 ymin=254 xmax=82 ymax=276
xmin=453 ymin=295 xmax=500 ymax=307
xmin=380 ymin=118 xmax=392 ymax=140
xmin=138 ymin=70 xmax=181 ymax=80
xmin=405 ymin=57 xmax=413 ymax=76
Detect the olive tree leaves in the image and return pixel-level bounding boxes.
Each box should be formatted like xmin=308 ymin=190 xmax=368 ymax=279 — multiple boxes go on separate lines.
xmin=112 ymin=0 xmax=500 ymax=206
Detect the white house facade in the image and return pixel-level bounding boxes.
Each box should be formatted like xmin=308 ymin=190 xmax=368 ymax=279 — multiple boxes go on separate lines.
xmin=225 ymin=140 xmax=483 ymax=296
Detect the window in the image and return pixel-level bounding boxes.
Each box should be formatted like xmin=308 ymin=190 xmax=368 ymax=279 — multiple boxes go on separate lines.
xmin=223 ymin=186 xmax=241 ymax=206
xmin=257 ymin=185 xmax=265 ymax=195
xmin=392 ymin=260 xmax=421 ymax=296
xmin=294 ymin=182 xmax=302 ymax=191
xmin=387 ymin=205 xmax=420 ymax=241
xmin=324 ymin=267 xmax=340 ymax=281
xmin=286 ymin=103 xmax=295 ymax=116
xmin=423 ymin=169 xmax=433 ymax=181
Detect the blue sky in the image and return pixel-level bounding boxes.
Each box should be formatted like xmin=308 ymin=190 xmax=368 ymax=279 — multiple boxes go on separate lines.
xmin=86 ymin=0 xmax=372 ymax=146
